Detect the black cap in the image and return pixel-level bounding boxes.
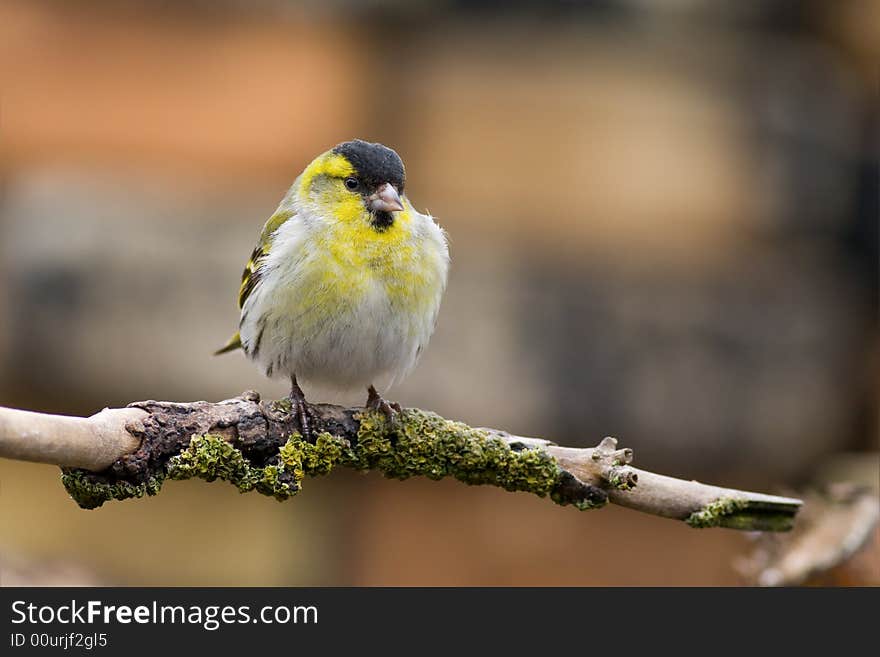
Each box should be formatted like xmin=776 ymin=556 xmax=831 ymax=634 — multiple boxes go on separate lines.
xmin=332 ymin=140 xmax=405 ymax=192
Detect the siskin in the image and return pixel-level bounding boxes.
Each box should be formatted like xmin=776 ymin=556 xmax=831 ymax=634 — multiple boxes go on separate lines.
xmin=217 ymin=140 xmax=450 ymax=436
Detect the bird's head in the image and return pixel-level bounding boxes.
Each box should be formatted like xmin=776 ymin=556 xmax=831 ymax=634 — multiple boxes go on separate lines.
xmin=298 ymin=139 xmax=407 ymax=232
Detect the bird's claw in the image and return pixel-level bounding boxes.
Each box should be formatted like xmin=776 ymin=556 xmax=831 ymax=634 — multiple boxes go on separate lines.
xmin=366 ymin=386 xmax=402 ymax=420
xmin=287 ymin=376 xmax=316 ymax=442
xmin=289 ymin=396 xmax=315 ymax=442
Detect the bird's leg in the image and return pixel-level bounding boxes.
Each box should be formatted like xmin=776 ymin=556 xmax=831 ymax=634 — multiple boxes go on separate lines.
xmin=365 ymin=384 xmax=402 ymax=419
xmin=288 ymin=375 xmax=314 ymax=441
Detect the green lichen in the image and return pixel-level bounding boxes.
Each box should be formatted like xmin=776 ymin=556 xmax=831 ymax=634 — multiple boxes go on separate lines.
xmin=685 ymin=497 xmax=750 ymax=528
xmin=355 ymin=409 xmax=561 ymax=496
xmin=163 ymin=431 xmax=355 ymax=502
xmin=269 ymin=397 xmax=294 ymax=415
xmin=61 ymin=469 xmax=164 ymax=510
xmin=606 ymin=467 xmax=636 ymax=491
xmin=62 ymin=409 xmax=582 ymax=510
xmin=552 ymin=491 xmax=605 ymax=511
xmin=279 ymin=431 xmax=354 ymax=476
xmin=166 ymin=434 xmax=264 ymax=492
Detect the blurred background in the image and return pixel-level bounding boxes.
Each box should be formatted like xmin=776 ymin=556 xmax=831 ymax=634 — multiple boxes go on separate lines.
xmin=1 ymin=0 xmax=877 ymax=586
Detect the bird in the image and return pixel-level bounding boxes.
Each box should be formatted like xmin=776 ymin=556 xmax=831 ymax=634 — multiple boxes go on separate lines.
xmin=216 ymin=139 xmax=449 ymax=438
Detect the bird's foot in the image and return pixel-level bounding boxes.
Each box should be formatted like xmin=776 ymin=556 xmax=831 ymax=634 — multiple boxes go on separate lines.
xmin=288 ymin=396 xmax=315 ymax=442
xmin=288 ymin=376 xmax=315 ymax=441
xmin=366 ymin=385 xmax=402 ymax=420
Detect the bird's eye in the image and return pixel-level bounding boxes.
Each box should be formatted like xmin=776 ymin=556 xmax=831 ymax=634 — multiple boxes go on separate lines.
xmin=344 ymin=177 xmax=359 ymax=191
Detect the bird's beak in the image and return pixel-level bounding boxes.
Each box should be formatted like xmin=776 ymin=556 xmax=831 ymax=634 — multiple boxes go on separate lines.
xmin=368 ymin=183 xmax=404 ymax=213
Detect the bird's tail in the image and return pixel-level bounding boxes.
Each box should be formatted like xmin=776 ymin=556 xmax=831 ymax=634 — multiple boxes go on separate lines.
xmin=214 ymin=331 xmax=242 ymax=355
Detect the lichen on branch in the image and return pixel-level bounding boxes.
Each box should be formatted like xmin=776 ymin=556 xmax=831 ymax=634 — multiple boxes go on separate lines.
xmin=61 ymin=407 xmax=599 ymax=511
xmin=0 ymin=392 xmax=801 ymax=530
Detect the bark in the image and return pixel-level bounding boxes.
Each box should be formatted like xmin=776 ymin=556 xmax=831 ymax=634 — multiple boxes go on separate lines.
xmin=0 ymin=392 xmax=802 ymax=531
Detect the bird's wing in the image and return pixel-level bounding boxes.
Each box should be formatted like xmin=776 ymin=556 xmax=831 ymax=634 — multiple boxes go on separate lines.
xmin=237 ymin=209 xmax=295 ymax=309
xmin=215 ymin=208 xmax=296 ymax=356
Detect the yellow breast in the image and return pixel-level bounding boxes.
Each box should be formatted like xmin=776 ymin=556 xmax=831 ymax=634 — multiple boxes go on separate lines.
xmin=281 ymin=203 xmax=443 ymax=339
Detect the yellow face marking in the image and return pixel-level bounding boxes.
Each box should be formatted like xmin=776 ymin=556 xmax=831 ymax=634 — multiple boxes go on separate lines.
xmin=299 ymin=149 xmax=416 ymax=255
xmin=298 ymin=152 xmax=355 ymax=196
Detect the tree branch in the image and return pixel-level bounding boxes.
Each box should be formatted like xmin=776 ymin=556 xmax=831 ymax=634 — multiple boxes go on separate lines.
xmin=0 ymin=405 xmax=144 ymax=470
xmin=0 ymin=392 xmax=802 ymax=531
xmin=737 ymin=483 xmax=879 ymax=585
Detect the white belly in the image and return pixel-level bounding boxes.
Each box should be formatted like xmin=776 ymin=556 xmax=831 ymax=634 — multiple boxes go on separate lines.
xmin=255 ymin=277 xmax=426 ymax=389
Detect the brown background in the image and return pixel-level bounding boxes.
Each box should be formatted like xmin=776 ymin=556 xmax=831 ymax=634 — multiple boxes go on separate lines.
xmin=0 ymin=0 xmax=877 ymax=586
